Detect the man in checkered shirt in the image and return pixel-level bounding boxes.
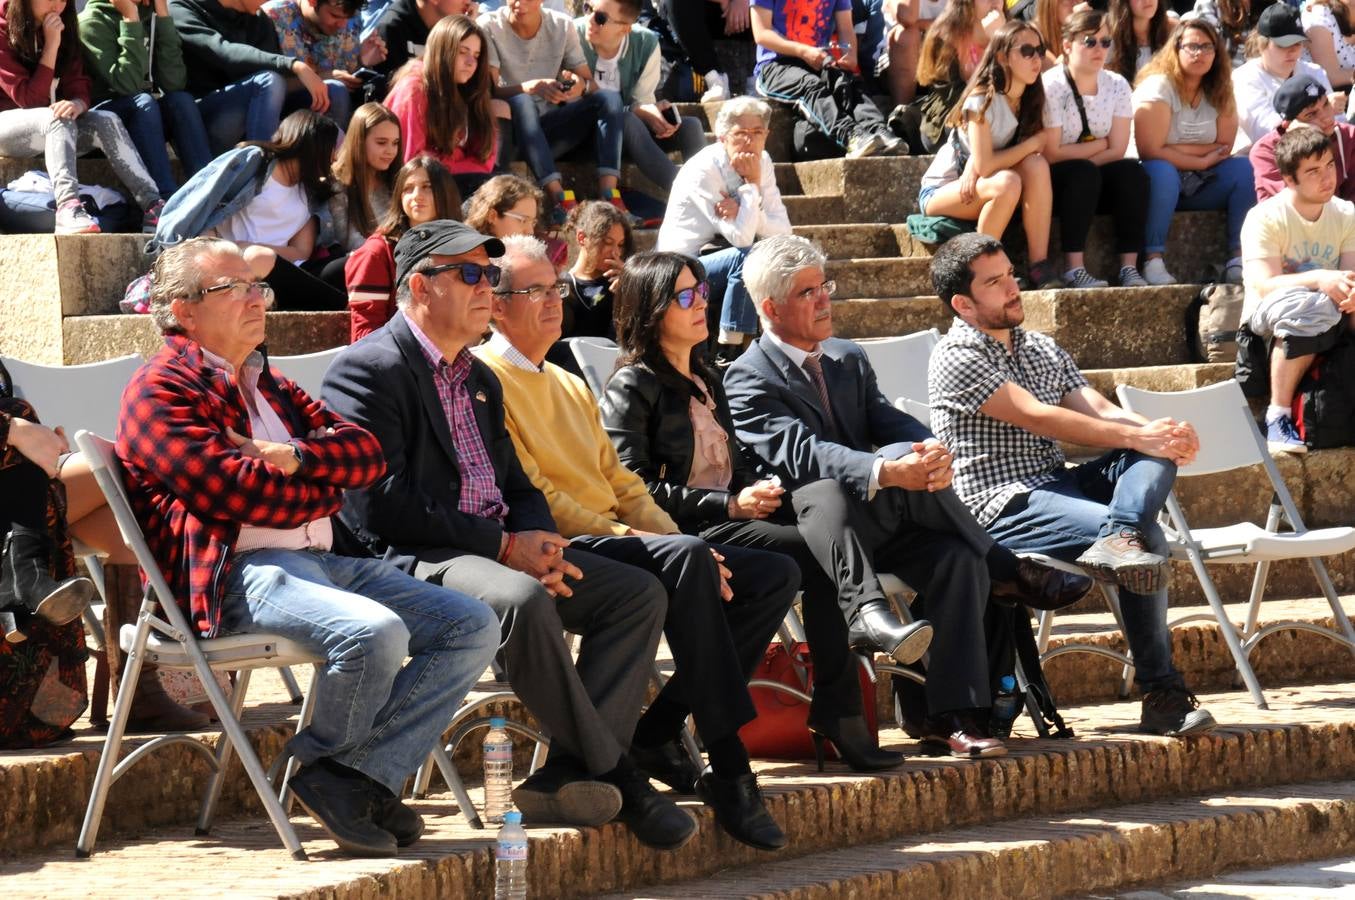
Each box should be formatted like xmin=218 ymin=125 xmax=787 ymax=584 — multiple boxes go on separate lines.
xmin=927 ymin=232 xmax=1217 ymax=737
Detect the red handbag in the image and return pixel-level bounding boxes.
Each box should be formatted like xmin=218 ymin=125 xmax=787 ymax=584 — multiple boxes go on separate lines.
xmin=737 ymin=641 xmax=878 ymax=760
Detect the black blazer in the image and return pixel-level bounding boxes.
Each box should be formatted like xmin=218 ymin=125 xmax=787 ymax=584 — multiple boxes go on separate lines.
xmin=599 ymin=362 xmax=757 ymax=533
xmin=321 ymin=312 xmax=555 ymax=573
xmin=723 ymin=334 xmax=933 ymax=501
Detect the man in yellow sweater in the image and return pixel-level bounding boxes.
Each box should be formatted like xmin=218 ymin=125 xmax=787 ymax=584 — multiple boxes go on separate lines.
xmin=476 ymin=235 xmax=798 ymax=854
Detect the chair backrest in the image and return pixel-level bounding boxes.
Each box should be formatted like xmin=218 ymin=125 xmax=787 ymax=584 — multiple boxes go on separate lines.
xmin=73 ymin=430 xmax=199 ymax=639
xmin=895 ymin=396 xmax=932 ymax=429
xmin=567 ymin=337 xmax=620 ymax=396
xmin=1115 ymin=380 xmax=1267 ymax=477
xmin=857 ymin=330 xmax=941 ymax=405
xmin=270 ymin=347 xmax=344 ymax=398
xmin=4 ymin=355 xmax=142 ymax=439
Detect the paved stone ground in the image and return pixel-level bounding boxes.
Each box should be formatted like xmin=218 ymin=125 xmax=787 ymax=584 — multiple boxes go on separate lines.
xmin=1115 ymin=857 xmax=1355 ymax=898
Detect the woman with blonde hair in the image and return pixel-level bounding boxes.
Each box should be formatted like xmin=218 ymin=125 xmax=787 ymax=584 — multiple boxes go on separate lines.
xmin=330 ymin=102 xmax=402 ymax=252
xmin=913 ymin=0 xmax=1004 ymax=150
xmin=1133 ymin=17 xmax=1255 ymax=283
xmin=1035 ymin=0 xmax=1076 ymax=68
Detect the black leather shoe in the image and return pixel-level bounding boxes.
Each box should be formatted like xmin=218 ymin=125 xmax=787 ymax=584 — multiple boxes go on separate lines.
xmin=806 ymin=713 xmax=905 ymax=772
xmin=289 ymin=761 xmax=398 ymax=857
xmin=630 ymin=739 xmax=701 ymax=795
xmin=847 ymin=599 xmax=933 ymax=664
xmin=607 ymin=759 xmax=698 ymax=850
xmin=511 ymin=765 xmax=622 ymax=827
xmin=990 ymin=557 xmax=1094 ymax=611
xmin=695 ymin=771 xmax=787 ymax=851
xmin=372 ymin=787 xmax=425 ymax=847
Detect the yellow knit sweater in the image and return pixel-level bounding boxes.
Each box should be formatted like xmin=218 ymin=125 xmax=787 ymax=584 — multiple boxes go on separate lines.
xmin=476 ymin=349 xmax=679 ymax=538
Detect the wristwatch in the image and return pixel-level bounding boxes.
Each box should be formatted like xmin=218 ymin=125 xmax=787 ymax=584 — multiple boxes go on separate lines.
xmin=287 ymin=440 xmax=304 ymax=470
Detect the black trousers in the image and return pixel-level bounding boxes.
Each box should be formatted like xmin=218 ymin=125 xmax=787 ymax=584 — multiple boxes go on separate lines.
xmin=755 ymin=58 xmax=888 ymax=150
xmin=266 ymin=255 xmax=347 ymax=311
xmin=658 ymin=0 xmax=745 ymax=76
xmin=1050 ymin=157 xmax=1149 ymax=255
xmin=570 ymin=533 xmax=797 ymax=744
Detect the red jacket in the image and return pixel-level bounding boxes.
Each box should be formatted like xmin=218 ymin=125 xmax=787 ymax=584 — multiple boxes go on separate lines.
xmin=1251 ymin=122 xmax=1355 ymax=203
xmin=345 ymin=232 xmax=397 ymax=343
xmin=117 ymin=335 xmax=386 ymax=636
xmin=0 ymin=11 xmax=92 ymax=112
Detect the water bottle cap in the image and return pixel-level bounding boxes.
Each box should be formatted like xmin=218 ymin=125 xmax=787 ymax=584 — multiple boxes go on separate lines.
xmin=504 ymin=810 xmax=523 ymax=825
xmin=490 ymin=716 xmax=507 ymax=728
xmin=999 ymin=675 xmax=1016 ymax=690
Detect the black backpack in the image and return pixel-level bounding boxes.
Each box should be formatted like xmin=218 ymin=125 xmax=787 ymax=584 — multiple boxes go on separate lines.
xmin=1294 ymin=330 xmax=1355 ymax=449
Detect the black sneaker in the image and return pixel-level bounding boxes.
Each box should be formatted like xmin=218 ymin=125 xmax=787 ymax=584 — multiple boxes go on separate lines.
xmin=606 ymin=759 xmax=698 ymax=850
xmin=288 ymin=761 xmax=397 ymax=857
xmin=1076 ymin=527 xmax=1169 ymax=594
xmin=511 ymin=764 xmax=622 ymax=827
xmin=372 ymin=785 xmax=425 ymax=847
xmin=1139 ymin=686 xmax=1217 ymax=736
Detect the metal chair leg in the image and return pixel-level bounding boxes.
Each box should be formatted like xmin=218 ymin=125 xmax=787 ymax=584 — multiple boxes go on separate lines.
xmin=430 ymin=743 xmax=483 ymax=829
xmin=196 ymin=669 xmax=254 ymax=835
xmin=277 ymin=666 xmax=305 ymax=705
xmin=279 ymin=664 xmax=318 ymax=814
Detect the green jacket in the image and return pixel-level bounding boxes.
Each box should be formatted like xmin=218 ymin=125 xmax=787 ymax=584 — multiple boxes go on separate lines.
xmin=575 ymin=18 xmax=658 ymax=108
xmin=78 ymin=0 xmax=188 ymax=102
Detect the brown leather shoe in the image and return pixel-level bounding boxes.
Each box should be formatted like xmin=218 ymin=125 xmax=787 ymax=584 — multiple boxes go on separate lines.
xmin=919 ymin=710 xmax=1007 ymax=759
xmin=991 ymin=557 xmax=1093 ymax=611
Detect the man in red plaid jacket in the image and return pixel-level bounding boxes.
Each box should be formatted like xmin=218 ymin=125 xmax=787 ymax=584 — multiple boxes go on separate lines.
xmin=116 ymin=237 xmax=498 ymax=858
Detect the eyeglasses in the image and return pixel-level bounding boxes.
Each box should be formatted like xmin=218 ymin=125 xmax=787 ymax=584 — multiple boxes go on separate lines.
xmin=583 ymin=2 xmax=633 ymax=27
xmin=495 ymin=280 xmax=572 ymax=302
xmin=1079 ymin=36 xmax=1113 ymax=49
xmin=198 ymin=280 xmax=275 ymax=304
xmin=793 ymin=280 xmax=837 ymax=301
xmin=500 ymin=210 xmax=535 ymax=225
xmin=1015 ymin=42 xmax=1045 ymax=59
xmin=1180 ymin=41 xmax=1216 ymax=55
xmin=671 ymin=282 xmax=710 ymax=309
xmin=423 ymin=261 xmax=502 ymax=287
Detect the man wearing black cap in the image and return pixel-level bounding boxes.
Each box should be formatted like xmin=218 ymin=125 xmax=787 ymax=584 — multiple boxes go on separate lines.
xmin=321 ymin=220 xmax=698 ymax=851
xmin=1252 ymin=73 xmax=1355 ymax=202
xmin=1234 ymin=4 xmax=1341 ymax=150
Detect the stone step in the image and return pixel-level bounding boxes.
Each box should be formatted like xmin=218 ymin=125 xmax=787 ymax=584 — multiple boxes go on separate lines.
xmin=632 ymin=222 xmax=916 ymax=260
xmin=780 ymin=193 xmax=848 ymax=226
xmin=594 ymin=781 xmax=1355 ymax=899
xmin=3 ymin=680 xmax=1354 ymax=897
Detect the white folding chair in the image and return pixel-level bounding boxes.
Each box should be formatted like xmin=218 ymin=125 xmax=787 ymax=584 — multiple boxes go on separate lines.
xmin=566 ymin=336 xmax=620 ymax=396
xmin=1118 ymin=380 xmax=1355 ymax=709
xmin=857 ymin=330 xmax=941 ymax=407
xmin=271 ymin=347 xmax=345 ymax=398
xmin=73 ymin=431 xmax=323 ymax=860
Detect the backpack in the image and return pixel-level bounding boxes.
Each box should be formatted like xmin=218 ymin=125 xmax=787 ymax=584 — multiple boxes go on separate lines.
xmin=1187 ymin=282 xmax=1245 ymax=363
xmin=1294 ymin=330 xmax=1355 ymax=449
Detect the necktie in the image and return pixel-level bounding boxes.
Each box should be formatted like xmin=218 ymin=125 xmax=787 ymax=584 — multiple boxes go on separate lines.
xmin=802 ymin=354 xmax=840 ymax=439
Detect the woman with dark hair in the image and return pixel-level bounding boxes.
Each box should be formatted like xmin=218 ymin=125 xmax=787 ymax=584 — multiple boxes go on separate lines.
xmin=330 ymin=102 xmax=402 ymax=252
xmin=918 ymin=19 xmax=1061 ymax=287
xmin=1109 ymin=0 xmax=1171 ymax=83
xmin=1133 ymin=17 xmax=1255 ymax=283
xmin=599 ymin=250 xmax=916 ymax=774
xmin=1042 ymin=9 xmax=1151 ymax=287
xmin=1187 ymin=0 xmax=1257 ymax=66
xmin=345 ymin=154 xmax=462 ymax=341
xmin=384 ymin=14 xmax=503 ymax=198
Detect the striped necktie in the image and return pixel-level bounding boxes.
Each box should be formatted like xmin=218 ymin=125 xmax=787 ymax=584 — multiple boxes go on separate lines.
xmin=802 ymin=354 xmax=840 ymax=439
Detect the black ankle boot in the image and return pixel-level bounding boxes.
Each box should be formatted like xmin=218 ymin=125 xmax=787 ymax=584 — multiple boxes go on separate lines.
xmin=1 ymin=526 xmax=94 ymax=629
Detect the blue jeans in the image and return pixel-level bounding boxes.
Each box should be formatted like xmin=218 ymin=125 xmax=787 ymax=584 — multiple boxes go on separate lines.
xmin=197 ymin=70 xmax=288 ymax=155
xmin=701 ymin=245 xmax=757 ymax=336
xmin=219 ymin=548 xmax=498 ymax=793
xmin=507 ymin=89 xmax=625 ymax=187
xmin=97 ymin=91 xmax=213 ymax=196
xmin=985 ymin=450 xmax=1185 ymax=692
xmin=621 ymin=110 xmax=707 ymax=192
xmin=284 ymin=80 xmax=354 ymax=130
xmin=1142 ymin=156 xmax=1255 ymax=254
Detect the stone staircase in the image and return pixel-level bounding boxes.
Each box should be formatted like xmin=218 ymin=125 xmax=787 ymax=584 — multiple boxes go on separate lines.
xmin=2 ymin=101 xmax=1354 ymax=898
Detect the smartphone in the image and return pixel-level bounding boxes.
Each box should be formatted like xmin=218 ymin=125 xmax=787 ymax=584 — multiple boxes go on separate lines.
xmin=353 ymin=68 xmax=382 ymax=83
xmin=662 ymin=105 xmax=681 ymax=127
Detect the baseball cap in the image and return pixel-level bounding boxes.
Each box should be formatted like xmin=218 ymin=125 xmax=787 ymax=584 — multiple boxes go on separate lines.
xmin=1274 ymin=74 xmax=1327 ymax=121
xmin=1257 ymin=3 xmax=1306 ymax=47
xmin=393 ymin=219 xmax=506 ymax=286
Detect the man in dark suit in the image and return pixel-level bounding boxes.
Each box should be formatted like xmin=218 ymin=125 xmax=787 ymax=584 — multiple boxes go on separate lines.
xmin=724 ymin=234 xmax=1092 ymax=759
xmin=322 ymin=220 xmax=696 ymax=851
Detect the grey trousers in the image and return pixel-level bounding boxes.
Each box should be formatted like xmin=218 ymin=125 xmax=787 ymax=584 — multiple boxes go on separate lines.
xmin=0 ymin=106 xmax=160 ymax=209
xmin=415 ymin=547 xmax=666 ymax=776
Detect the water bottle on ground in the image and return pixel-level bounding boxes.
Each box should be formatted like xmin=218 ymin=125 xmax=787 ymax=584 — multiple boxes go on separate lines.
xmin=483 ymin=716 xmax=513 ymax=825
xmin=990 ymin=674 xmax=1023 ymax=739
xmin=494 ymin=810 xmax=528 ymax=900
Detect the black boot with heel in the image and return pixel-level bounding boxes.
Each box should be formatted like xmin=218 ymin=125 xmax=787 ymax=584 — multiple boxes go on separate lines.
xmin=807 ymin=713 xmax=905 ymax=773
xmin=0 ymin=525 xmax=95 ymax=642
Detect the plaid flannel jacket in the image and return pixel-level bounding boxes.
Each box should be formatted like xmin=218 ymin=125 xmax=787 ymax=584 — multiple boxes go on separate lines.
xmin=117 ymin=335 xmax=386 ymax=637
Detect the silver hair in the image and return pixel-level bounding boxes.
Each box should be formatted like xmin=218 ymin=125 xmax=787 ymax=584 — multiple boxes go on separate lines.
xmin=745 ymin=234 xmax=829 ymax=329
xmin=493 ymin=234 xmax=552 ymax=293
xmin=395 ymin=255 xmax=439 ymax=310
xmin=149 ymin=237 xmax=244 ymax=334
xmin=714 ymin=96 xmax=772 ymax=137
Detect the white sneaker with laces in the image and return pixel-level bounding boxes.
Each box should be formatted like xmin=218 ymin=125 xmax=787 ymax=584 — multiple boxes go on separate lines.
xmin=701 ymin=70 xmax=730 ymax=103
xmin=1141 ymin=257 xmax=1176 ymax=285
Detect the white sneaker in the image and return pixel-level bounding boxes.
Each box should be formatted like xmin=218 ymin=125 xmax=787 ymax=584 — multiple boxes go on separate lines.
xmin=701 ymin=70 xmax=730 ymax=103
xmin=54 ymin=198 xmax=100 ymax=235
xmin=846 ymin=131 xmax=888 ymax=159
xmin=1141 ymin=257 xmax=1176 ymax=285
xmin=1063 ymin=266 xmax=1109 ymax=289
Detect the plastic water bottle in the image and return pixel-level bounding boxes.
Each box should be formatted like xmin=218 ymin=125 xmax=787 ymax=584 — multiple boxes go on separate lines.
xmin=494 ymin=810 xmax=528 ymax=900
xmin=483 ymin=716 xmax=514 ymax=825
xmin=989 ymin=675 xmax=1023 ymax=739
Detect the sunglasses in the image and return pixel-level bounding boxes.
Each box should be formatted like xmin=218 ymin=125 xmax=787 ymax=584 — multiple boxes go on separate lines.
xmin=672 ymin=282 xmax=710 ymax=309
xmin=1079 ymin=36 xmax=1113 ymax=49
xmin=422 ymin=261 xmax=502 ymax=287
xmin=583 ymin=2 xmax=632 ymax=26
xmin=1015 ymin=42 xmax=1045 ymax=59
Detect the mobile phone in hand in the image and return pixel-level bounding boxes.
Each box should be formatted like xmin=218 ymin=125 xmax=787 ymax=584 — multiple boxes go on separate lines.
xmin=662 ymin=105 xmax=680 ymax=127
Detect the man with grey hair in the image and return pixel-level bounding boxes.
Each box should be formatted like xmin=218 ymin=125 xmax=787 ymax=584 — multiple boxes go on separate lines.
xmin=477 ymin=232 xmax=798 ymax=854
xmin=323 ymin=222 xmax=697 ymax=850
xmin=656 ymin=95 xmax=792 ymax=359
xmin=116 ymin=236 xmax=499 ymax=858
xmin=725 ymin=234 xmax=1092 ymax=760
